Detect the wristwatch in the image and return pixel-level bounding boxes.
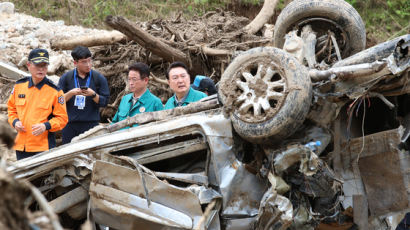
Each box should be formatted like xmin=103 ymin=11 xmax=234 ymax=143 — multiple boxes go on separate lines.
xmin=91 ymin=92 xmax=97 ymax=98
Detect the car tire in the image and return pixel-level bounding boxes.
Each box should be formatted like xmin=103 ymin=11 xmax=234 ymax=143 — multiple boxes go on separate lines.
xmin=273 ymin=0 xmax=366 ymax=64
xmin=218 ymin=47 xmax=312 ymax=143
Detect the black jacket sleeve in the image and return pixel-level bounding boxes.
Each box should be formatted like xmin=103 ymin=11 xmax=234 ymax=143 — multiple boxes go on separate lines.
xmin=95 ymin=72 xmax=110 ymax=107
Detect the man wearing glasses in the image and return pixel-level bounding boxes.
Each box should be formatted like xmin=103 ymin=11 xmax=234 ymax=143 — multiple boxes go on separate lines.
xmin=164 ymin=62 xmax=207 ymax=110
xmin=58 ymin=46 xmax=110 ymax=144
xmin=111 ymin=62 xmax=163 ymax=125
xmin=7 ymin=48 xmax=68 ymax=160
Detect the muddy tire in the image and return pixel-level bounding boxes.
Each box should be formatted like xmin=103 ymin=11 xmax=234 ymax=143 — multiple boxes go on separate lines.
xmin=218 ymin=47 xmax=312 ymax=143
xmin=273 ymin=0 xmax=366 ymax=64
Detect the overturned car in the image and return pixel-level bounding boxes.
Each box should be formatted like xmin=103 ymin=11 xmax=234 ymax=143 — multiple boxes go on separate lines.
xmin=4 ymin=0 xmax=410 ymax=229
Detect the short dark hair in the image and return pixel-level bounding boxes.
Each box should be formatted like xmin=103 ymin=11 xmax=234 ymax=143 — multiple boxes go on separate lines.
xmin=128 ymin=62 xmax=150 ymax=79
xmin=166 ymin=61 xmax=189 ymax=79
xmin=71 ymin=46 xmax=92 ymax=61
xmin=192 ymin=76 xmax=217 ymax=95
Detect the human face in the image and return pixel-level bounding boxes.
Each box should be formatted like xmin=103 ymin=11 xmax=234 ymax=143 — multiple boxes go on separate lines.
xmin=74 ymin=57 xmax=92 ymax=76
xmin=27 ymin=62 xmax=48 ymax=83
xmin=168 ymin=67 xmax=190 ymax=99
xmin=128 ymin=70 xmax=148 ymax=97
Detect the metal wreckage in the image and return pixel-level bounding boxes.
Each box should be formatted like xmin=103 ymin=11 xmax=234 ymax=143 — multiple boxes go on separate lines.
xmin=3 ymin=0 xmax=410 ymax=229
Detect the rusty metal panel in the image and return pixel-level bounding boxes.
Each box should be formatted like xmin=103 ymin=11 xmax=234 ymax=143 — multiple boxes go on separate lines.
xmin=342 ymin=128 xmax=409 ymax=217
xmin=358 ymin=151 xmax=409 ymax=217
xmin=342 ymin=128 xmax=402 ymax=159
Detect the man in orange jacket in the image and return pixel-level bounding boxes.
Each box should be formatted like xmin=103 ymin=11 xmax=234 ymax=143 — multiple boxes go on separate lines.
xmin=7 ymin=48 xmax=68 ymax=160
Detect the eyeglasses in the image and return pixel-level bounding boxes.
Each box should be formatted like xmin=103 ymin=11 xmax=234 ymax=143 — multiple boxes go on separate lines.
xmin=77 ymin=58 xmax=92 ymax=65
xmin=128 ymin=78 xmax=143 ymax=82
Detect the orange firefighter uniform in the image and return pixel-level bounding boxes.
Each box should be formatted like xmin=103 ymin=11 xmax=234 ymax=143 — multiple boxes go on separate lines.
xmin=7 ymin=77 xmax=68 ymax=152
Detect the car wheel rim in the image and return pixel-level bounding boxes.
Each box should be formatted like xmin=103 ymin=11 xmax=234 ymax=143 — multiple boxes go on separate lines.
xmin=233 ymin=58 xmax=287 ymax=123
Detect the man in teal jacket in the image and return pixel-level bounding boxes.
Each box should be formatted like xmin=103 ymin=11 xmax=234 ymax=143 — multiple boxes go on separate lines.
xmin=164 ymin=62 xmax=207 ymax=110
xmin=112 ymin=62 xmax=163 ymax=124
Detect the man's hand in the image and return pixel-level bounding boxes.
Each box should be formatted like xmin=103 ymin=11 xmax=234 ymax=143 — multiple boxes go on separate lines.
xmin=81 ymin=88 xmax=95 ymax=97
xmin=69 ymin=88 xmax=83 ymax=96
xmin=64 ymin=88 xmax=83 ymax=101
xmin=32 ymin=123 xmax=46 ymax=136
xmin=15 ymin=121 xmax=26 ymax=132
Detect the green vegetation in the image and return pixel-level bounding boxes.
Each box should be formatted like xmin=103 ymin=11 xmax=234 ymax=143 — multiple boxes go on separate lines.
xmin=9 ymin=0 xmax=235 ymax=27
xmin=346 ymin=0 xmax=409 ymax=42
xmin=8 ymin=0 xmax=410 ymax=43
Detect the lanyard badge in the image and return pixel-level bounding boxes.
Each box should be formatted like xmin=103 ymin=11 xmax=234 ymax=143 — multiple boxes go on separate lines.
xmin=74 ymin=95 xmax=86 ymax=110
xmin=73 ymin=69 xmax=92 ymax=110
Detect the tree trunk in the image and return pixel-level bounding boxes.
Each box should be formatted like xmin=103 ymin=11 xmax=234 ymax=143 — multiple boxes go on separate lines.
xmin=51 ymin=31 xmax=127 ymax=50
xmin=105 ymin=15 xmax=191 ymax=67
xmin=244 ymin=0 xmax=278 ymax=34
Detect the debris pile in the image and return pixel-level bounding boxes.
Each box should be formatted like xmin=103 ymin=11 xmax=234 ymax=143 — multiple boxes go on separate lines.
xmin=1 ymin=6 xmax=273 ymax=120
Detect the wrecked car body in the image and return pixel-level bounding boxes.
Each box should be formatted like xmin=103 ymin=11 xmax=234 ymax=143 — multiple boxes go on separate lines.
xmin=8 ymin=108 xmax=273 ymax=229
xmin=2 ymin=0 xmax=409 ymax=228
xmin=6 ymin=35 xmax=410 ymax=228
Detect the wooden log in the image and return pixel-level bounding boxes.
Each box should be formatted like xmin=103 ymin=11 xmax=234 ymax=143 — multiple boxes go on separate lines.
xmin=201 ymin=46 xmax=232 ymax=56
xmin=150 ymin=73 xmax=168 ymax=85
xmin=105 ymin=15 xmax=190 ymax=66
xmin=244 ymin=0 xmax=278 ymax=34
xmin=188 ymin=45 xmax=232 ymax=56
xmin=51 ymin=31 xmax=127 ymax=50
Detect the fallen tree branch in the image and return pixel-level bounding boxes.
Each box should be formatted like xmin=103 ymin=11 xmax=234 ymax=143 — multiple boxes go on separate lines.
xmin=112 ymin=49 xmax=131 ymax=66
xmin=51 ymin=31 xmax=127 ymax=50
xmin=201 ymin=46 xmax=232 ymax=56
xmin=163 ymin=23 xmax=185 ymax=42
xmin=100 ymin=64 xmax=128 ymax=78
xmin=224 ymin=38 xmax=272 ymax=48
xmin=150 ymin=72 xmax=168 ymax=85
xmin=95 ymin=54 xmax=121 ymax=62
xmin=244 ymin=0 xmax=278 ymax=34
xmin=105 ymin=15 xmax=190 ymax=66
xmin=188 ymin=45 xmax=232 ymax=56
